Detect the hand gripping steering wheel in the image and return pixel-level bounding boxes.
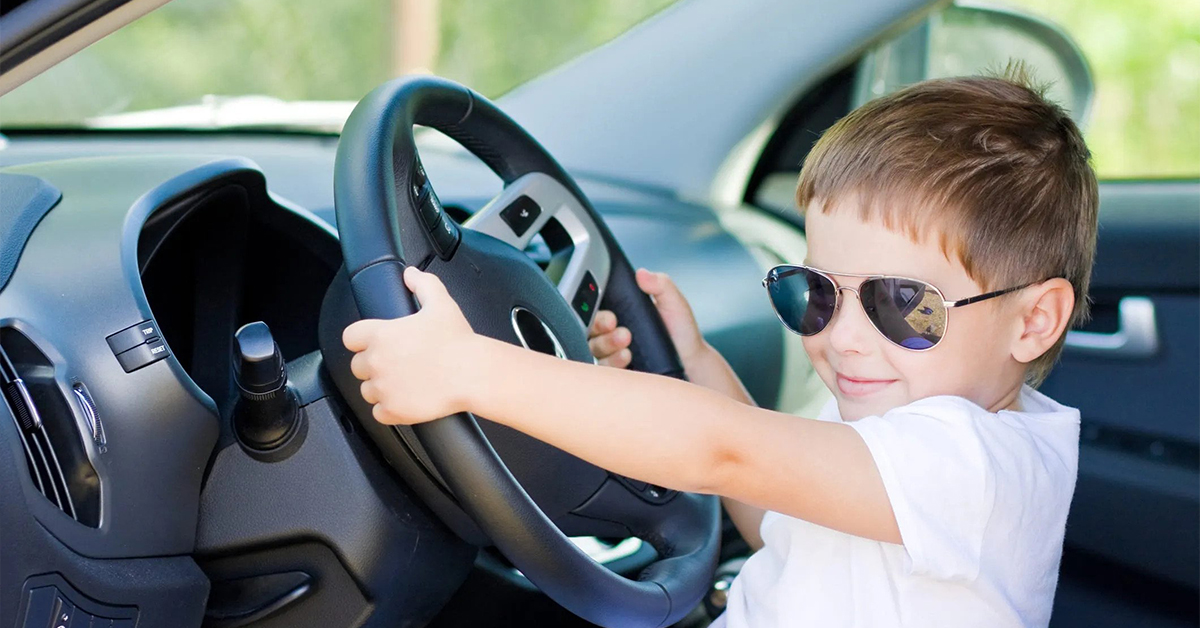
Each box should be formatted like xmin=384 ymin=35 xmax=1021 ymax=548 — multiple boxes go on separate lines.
xmin=327 ymin=76 xmax=720 ymax=627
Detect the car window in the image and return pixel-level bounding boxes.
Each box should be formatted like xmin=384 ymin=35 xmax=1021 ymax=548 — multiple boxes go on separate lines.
xmin=0 ymin=0 xmax=678 ymax=130
xmin=1006 ymin=0 xmax=1200 ymax=179
xmin=858 ymin=1 xmax=1200 ymax=180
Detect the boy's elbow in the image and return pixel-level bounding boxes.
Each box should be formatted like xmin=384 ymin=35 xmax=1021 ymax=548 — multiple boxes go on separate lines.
xmin=689 ymin=433 xmax=747 ymax=495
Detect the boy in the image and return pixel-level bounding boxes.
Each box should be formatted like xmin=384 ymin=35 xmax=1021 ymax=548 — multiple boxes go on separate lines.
xmin=343 ymin=73 xmax=1098 ymax=626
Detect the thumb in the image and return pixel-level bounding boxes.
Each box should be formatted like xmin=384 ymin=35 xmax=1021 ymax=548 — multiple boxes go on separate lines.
xmin=343 ymin=318 xmax=386 ymax=352
xmin=403 ymin=266 xmax=454 ymax=311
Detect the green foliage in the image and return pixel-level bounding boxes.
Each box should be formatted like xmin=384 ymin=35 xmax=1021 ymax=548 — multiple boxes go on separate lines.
xmin=1005 ymin=0 xmax=1200 ymax=178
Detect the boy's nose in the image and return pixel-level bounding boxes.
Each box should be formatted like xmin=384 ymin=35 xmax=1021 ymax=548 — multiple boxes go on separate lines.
xmin=825 ymin=290 xmax=876 ymax=356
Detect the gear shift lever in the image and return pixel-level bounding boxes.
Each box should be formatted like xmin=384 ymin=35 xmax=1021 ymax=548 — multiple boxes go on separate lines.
xmin=233 ymin=321 xmax=300 ymax=451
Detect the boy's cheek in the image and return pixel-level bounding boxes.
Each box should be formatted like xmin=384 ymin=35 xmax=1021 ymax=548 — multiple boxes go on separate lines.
xmin=800 ymin=336 xmax=835 ymax=384
xmin=800 ymin=336 xmax=822 ymax=366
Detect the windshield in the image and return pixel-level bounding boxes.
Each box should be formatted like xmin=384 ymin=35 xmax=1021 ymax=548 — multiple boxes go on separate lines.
xmin=0 ymin=0 xmax=677 ymax=130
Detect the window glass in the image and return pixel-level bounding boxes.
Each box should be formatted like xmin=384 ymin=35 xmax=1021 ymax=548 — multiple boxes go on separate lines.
xmin=857 ymin=1 xmax=1199 ymax=179
xmin=1006 ymin=0 xmax=1199 ymax=178
xmin=0 ymin=0 xmax=678 ymax=129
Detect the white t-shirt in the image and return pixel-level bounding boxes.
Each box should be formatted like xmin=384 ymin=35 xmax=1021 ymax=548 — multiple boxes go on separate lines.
xmin=715 ymin=385 xmax=1080 ymax=628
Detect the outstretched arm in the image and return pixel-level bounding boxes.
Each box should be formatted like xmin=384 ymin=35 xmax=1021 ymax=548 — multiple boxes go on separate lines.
xmin=586 ymin=270 xmax=768 ymax=549
xmin=344 ymin=267 xmax=901 ymax=544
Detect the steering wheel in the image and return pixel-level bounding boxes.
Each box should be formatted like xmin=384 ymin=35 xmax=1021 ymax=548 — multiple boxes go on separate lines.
xmin=325 ymin=76 xmax=720 ymax=627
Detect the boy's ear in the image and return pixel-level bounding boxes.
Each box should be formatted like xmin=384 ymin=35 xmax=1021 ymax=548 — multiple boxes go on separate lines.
xmin=1011 ymin=278 xmax=1075 ymax=365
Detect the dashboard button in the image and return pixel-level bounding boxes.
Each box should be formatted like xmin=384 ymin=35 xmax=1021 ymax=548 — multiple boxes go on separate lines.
xmin=68 ymin=609 xmax=94 ymax=628
xmin=105 ymin=320 xmax=159 ymax=355
xmin=22 ymin=587 xmax=56 ymax=628
xmin=115 ymin=338 xmax=169 ymax=373
xmin=499 ymin=195 xmax=541 ymax=238
xmin=52 ymin=595 xmax=74 ymax=628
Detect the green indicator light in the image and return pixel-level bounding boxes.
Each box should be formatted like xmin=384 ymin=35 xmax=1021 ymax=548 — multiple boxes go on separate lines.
xmin=581 ymin=303 xmax=590 ymax=312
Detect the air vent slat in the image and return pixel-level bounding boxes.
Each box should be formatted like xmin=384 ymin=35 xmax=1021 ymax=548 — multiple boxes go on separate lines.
xmin=4 ymin=379 xmax=39 ymax=432
xmin=36 ymin=428 xmax=77 ymax=520
xmin=0 ymin=327 xmax=99 ymax=527
xmin=26 ymin=432 xmax=65 ymax=511
xmin=12 ymin=420 xmax=45 ymax=495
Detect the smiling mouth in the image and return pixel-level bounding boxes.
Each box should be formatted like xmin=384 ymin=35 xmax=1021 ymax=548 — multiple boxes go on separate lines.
xmin=835 ymin=373 xmax=897 ymax=397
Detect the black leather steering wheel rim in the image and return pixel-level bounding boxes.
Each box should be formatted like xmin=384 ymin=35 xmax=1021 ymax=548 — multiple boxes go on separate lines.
xmin=332 ymin=76 xmax=719 ymax=628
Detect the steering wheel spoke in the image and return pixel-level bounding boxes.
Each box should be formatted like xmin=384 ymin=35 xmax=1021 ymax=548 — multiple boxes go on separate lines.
xmin=465 ymin=172 xmax=612 ymax=330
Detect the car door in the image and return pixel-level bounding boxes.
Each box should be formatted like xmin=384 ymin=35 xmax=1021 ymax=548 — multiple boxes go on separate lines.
xmin=1041 ymin=177 xmax=1200 ymax=594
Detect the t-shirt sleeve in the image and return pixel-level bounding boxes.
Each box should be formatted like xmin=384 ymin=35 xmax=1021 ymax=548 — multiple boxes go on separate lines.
xmin=847 ymin=399 xmax=995 ymax=581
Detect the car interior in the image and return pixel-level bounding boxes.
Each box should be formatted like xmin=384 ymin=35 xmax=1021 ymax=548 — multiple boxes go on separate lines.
xmin=0 ymin=0 xmax=1196 ymax=627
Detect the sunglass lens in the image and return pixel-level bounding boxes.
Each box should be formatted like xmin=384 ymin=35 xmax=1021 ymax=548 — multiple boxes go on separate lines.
xmin=860 ymin=278 xmax=946 ymax=350
xmin=767 ymin=267 xmax=837 ymax=336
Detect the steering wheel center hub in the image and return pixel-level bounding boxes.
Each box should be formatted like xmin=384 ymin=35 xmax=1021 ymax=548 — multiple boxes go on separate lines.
xmin=511 ymin=307 xmax=566 ymax=359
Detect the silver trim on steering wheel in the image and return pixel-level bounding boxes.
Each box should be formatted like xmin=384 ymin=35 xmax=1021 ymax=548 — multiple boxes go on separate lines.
xmin=465 ymin=172 xmax=612 ymax=330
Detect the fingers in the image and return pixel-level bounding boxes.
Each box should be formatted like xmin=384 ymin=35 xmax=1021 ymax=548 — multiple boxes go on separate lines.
xmin=360 ymin=380 xmax=378 ymax=404
xmin=588 ymin=326 xmax=631 ymax=358
xmin=587 ymin=310 xmax=632 ymax=369
xmin=598 ymin=348 xmax=632 ymax=369
xmin=635 ymin=268 xmax=667 ymax=296
xmin=373 ymin=403 xmax=399 ymax=425
xmin=350 ymin=351 xmax=372 ymax=380
xmin=403 ymin=266 xmax=452 ymax=310
xmin=588 ymin=310 xmax=618 ymax=339
xmin=636 ymin=268 xmax=695 ymax=320
xmin=343 ymin=318 xmax=386 ymax=352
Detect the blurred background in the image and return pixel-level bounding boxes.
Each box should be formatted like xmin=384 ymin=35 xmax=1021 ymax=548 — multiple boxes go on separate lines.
xmin=0 ymin=0 xmax=1196 ymax=180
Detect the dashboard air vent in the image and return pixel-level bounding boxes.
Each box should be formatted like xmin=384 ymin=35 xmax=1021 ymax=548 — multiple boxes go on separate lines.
xmin=0 ymin=327 xmax=100 ymax=527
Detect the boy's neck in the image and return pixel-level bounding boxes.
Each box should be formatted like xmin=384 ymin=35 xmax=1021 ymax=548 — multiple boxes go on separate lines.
xmin=990 ymin=383 xmax=1024 ymax=413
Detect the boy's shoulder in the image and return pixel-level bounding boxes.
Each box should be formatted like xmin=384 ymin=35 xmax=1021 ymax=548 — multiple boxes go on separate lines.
xmin=879 ymin=386 xmax=1079 ymax=427
xmin=845 ymin=387 xmax=1080 ymax=467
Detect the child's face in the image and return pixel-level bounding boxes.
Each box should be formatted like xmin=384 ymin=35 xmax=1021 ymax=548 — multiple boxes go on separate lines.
xmin=801 ymin=200 xmax=1027 ymax=421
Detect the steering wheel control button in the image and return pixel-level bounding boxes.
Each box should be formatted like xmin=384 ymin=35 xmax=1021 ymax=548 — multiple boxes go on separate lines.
xmin=571 ymin=271 xmax=600 ymax=325
xmin=114 ymin=338 xmax=169 ymax=373
xmin=499 ymin=195 xmax=542 ymax=238
xmin=625 ymin=477 xmax=648 ymax=491
xmin=411 ymin=160 xmax=428 ymax=200
xmin=105 ymin=320 xmax=159 ymax=355
xmin=430 ymin=213 xmax=460 ymax=258
xmin=416 ymin=187 xmax=444 ymax=230
xmin=644 ymin=484 xmax=674 ymax=502
xmin=616 ymin=475 xmax=675 ymax=503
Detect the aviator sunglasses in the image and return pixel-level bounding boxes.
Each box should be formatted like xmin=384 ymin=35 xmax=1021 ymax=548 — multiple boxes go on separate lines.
xmin=762 ymin=265 xmax=1040 ymax=351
